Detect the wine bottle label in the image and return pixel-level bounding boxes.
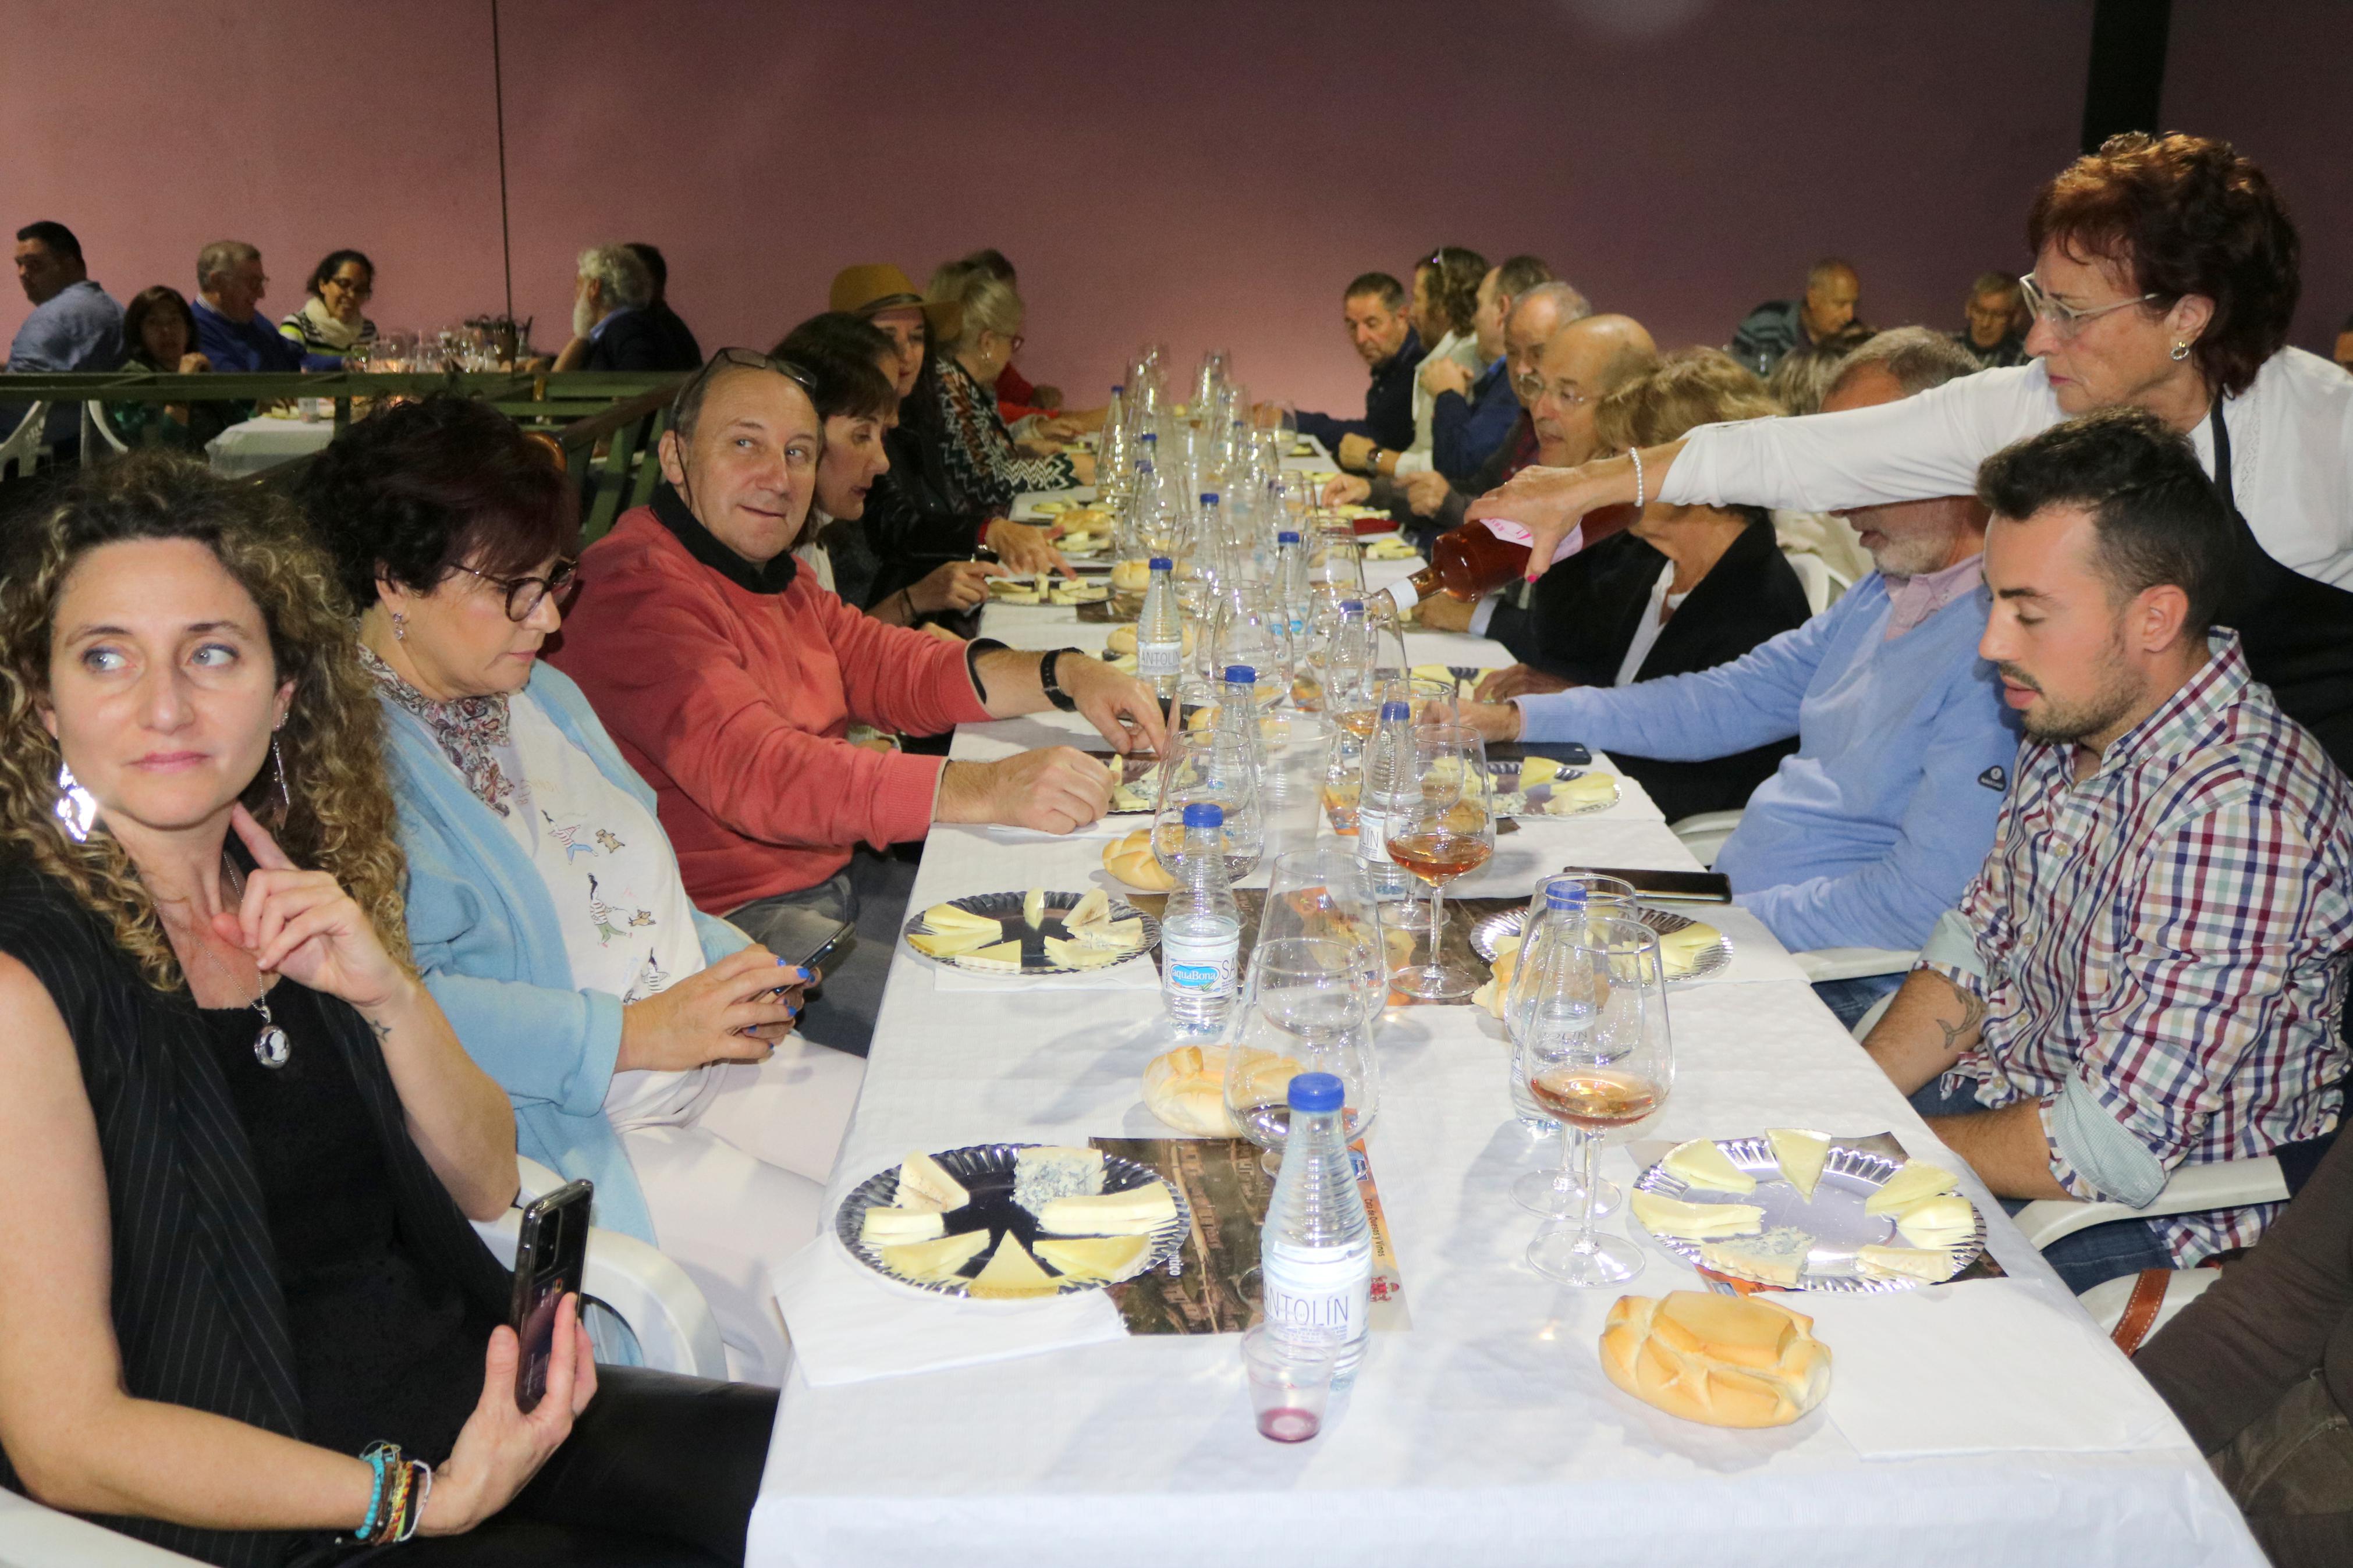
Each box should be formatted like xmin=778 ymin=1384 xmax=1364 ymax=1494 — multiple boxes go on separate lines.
xmin=1262 ymin=1241 xmax=1371 ymax=1343
xmin=1479 ymin=517 xmax=1587 ymax=565
xmin=1162 ymin=929 xmax=1237 ymax=995
xmin=1137 ymin=639 xmax=1183 ymax=677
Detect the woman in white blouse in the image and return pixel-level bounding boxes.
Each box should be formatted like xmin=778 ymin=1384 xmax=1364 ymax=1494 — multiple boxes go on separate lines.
xmin=1472 ymin=132 xmax=2353 ymax=768
xmin=301 ymin=396 xmax=863 ymax=1386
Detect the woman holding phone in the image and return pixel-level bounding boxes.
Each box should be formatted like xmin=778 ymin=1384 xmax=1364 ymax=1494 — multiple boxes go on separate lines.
xmin=0 ymin=454 xmax=772 ymax=1563
xmin=300 ymin=396 xmax=861 ymax=1388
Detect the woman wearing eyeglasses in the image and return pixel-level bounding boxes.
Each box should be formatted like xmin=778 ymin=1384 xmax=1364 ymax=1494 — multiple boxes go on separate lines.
xmin=925 ymin=269 xmax=1095 ymax=516
xmin=1472 ymin=132 xmax=2353 ymax=769
xmin=278 ymin=250 xmax=379 ymax=372
xmin=300 ymin=397 xmax=861 ymax=1387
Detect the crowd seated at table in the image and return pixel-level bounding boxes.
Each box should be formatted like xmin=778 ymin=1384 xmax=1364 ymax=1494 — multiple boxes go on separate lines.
xmin=5 ymin=125 xmax=2353 ymax=1564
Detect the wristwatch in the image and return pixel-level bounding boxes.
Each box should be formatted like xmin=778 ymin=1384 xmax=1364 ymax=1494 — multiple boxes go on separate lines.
xmin=1039 ymin=646 xmax=1085 ymax=711
xmin=1364 ymin=446 xmax=1385 ymax=473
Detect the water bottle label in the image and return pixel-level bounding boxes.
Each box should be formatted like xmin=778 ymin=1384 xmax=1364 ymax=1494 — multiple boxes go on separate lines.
xmin=1357 ymin=808 xmax=1393 ymax=865
xmin=1137 ymin=640 xmax=1183 ymax=678
xmin=1161 ymin=930 xmax=1237 ymax=994
xmin=1262 ymin=1242 xmax=1371 ymax=1343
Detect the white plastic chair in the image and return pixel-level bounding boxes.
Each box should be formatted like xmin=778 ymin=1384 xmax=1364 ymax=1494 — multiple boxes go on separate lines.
xmin=81 ymin=401 xmax=129 ymax=458
xmin=1669 ymin=808 xmax=1744 ymax=869
xmin=474 ymin=1157 xmax=730 ymax=1379
xmin=1784 ymin=551 xmax=1837 ymax=616
xmin=0 ymin=402 xmax=51 ymax=478
xmin=0 ymin=1489 xmax=203 ymax=1566
xmin=2079 ymin=1266 xmax=2224 ymax=1350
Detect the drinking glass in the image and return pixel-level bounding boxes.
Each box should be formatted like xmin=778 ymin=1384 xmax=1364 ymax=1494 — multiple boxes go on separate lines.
xmin=1505 ymin=874 xmax=1639 ymax=1194
xmin=1152 ymin=726 xmax=1262 ymax=884
xmin=1243 ymin=1321 xmax=1335 ymax=1442
xmin=1318 ymin=724 xmax=1365 ymax=834
xmin=1305 ymin=531 xmax=1366 ymax=605
xmin=1262 ymin=848 xmax=1386 ymax=994
xmin=1385 ymin=723 xmax=1495 ymax=1002
xmin=1212 ymin=586 xmax=1291 ymax=706
xmin=1512 ymin=915 xmax=1673 ymax=1285
xmin=1223 ymin=936 xmax=1380 ymax=1175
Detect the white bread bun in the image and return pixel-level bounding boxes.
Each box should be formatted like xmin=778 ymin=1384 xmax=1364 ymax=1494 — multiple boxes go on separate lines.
xmin=1599 ymin=1291 xmax=1832 ymax=1429
xmin=1111 ymin=559 xmax=1152 ymax=593
xmin=1105 ymin=623 xmax=1194 ymax=657
xmin=1142 ymin=1044 xmax=1245 ymax=1137
xmin=1102 ymin=829 xmax=1178 ymax=891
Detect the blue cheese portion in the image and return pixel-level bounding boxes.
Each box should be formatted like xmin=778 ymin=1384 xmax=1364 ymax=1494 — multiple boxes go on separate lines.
xmin=1699 ymin=1225 xmax=1815 ymax=1288
xmin=1012 ymin=1146 xmax=1106 ymax=1217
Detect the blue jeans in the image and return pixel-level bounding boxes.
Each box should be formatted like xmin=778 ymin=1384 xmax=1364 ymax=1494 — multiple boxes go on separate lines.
xmin=1906 ymin=1075 xmax=2173 ymax=1295
xmin=1813 ymin=972 xmax=1904 ymax=1031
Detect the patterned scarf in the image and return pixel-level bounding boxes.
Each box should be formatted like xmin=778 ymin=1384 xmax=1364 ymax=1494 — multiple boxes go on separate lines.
xmin=359 ymin=645 xmax=519 ymax=816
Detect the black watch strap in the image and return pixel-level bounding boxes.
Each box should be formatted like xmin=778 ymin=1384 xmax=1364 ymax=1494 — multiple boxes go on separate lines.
xmin=1039 ymin=646 xmax=1084 ymax=712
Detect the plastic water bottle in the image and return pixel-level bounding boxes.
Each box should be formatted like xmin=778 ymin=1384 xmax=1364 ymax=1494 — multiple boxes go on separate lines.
xmin=1136 ymin=556 xmax=1184 ymax=701
xmin=1161 ymin=802 xmax=1241 ymax=1034
xmin=1217 ymin=663 xmax=1266 ymax=784
xmin=1355 ymin=698 xmax=1418 ymax=902
xmin=1273 ymin=530 xmax=1309 ymax=642
xmin=1259 ymin=1071 xmax=1374 ymax=1385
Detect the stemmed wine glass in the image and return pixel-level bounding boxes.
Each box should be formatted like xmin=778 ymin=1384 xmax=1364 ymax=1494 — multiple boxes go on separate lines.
xmin=1262 ymin=848 xmax=1387 ymax=995
xmin=1223 ymin=936 xmax=1380 ymax=1176
xmin=1511 ymin=913 xmax=1673 ymax=1285
xmin=1384 ymin=723 xmax=1495 ymax=1001
xmin=1506 ymin=874 xmax=1637 ymax=1215
xmin=1152 ymin=726 xmax=1262 ymax=884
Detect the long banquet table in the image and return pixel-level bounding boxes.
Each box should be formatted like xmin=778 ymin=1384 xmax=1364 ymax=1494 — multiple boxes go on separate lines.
xmin=746 ymin=489 xmax=2261 ymax=1566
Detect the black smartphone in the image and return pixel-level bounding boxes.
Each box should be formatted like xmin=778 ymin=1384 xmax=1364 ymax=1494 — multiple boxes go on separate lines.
xmin=508 ymin=1179 xmax=593 ymax=1413
xmin=791 ymin=919 xmax=855 ymax=984
xmin=1489 ymin=741 xmax=1595 ymax=767
xmin=1570 ymin=865 xmax=1736 ymax=904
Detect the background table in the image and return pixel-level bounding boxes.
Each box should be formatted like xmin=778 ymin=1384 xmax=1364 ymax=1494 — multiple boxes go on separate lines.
xmin=746 ymin=522 xmax=2259 ymax=1567
xmin=205 ymin=414 xmax=335 ymax=477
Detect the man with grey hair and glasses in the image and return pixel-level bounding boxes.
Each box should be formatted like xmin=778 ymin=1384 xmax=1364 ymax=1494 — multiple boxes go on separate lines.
xmin=553 ymin=242 xmax=697 ymax=373
xmin=191 ymin=239 xmax=301 ymax=374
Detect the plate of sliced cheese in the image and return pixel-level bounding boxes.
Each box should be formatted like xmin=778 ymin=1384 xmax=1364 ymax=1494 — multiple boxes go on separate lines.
xmin=902 ymin=888 xmax=1158 ymax=976
xmin=1486 ymin=755 xmax=1622 ymax=819
xmin=1468 ymin=904 xmax=1732 ymax=985
xmin=1629 ymin=1132 xmax=1986 ymax=1293
xmin=835 ymin=1143 xmax=1190 ymax=1299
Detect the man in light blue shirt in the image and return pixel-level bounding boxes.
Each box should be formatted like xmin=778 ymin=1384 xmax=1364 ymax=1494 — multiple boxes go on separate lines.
xmin=1458 ymin=329 xmax=2020 ymax=1023
xmin=6 ymin=221 xmax=123 ymax=454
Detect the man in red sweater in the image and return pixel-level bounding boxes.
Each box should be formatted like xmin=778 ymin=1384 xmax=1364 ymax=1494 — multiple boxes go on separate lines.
xmin=552 ymin=353 xmax=1163 ymax=1054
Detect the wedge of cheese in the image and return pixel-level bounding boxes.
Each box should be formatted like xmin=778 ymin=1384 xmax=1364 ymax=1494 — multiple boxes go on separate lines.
xmin=1767 ymin=1128 xmax=1830 ymax=1201
xmin=879 ymin=1228 xmax=989 ymax=1282
xmin=1657 ymin=922 xmax=1723 ymax=977
xmin=1038 ymin=1183 xmax=1177 ymax=1236
xmin=1066 ymin=887 xmax=1112 ymax=930
xmin=1863 ymin=1160 xmax=1960 ymax=1215
xmin=859 ymin=1206 xmax=946 ymax=1246
xmin=958 ymin=939 xmax=1027 ymax=972
xmin=908 ymin=926 xmax=1005 ymax=960
xmin=1631 ymin=1191 xmax=1765 ymax=1242
xmin=967 ymin=1234 xmax=1062 ymax=1299
xmin=1664 ymin=1137 xmax=1757 ymax=1194
xmin=1035 ymin=1233 xmax=1151 ymax=1283
xmin=1021 ymin=887 xmax=1048 ymax=930
xmin=1517 ymin=757 xmax=1566 ymax=792
xmin=896 ymin=1150 xmax=971 ymax=1211
xmin=1700 ymin=1225 xmax=1815 ymax=1288
xmin=1044 ymin=937 xmax=1126 ymax=969
xmin=1892 ymin=1193 xmax=1978 ymax=1249
xmin=1854 ymin=1244 xmax=1958 ymax=1284
xmin=921 ymin=902 xmax=1002 ymax=934
xmin=1541 ymin=772 xmax=1621 ymax=813
xmin=1013 ymin=1146 xmax=1104 ymax=1215
xmin=1069 ymin=917 xmax=1147 ymax=951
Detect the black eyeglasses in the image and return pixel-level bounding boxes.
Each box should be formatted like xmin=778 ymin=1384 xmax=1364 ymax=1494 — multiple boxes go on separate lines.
xmin=669 ymin=347 xmax=818 ymax=430
xmin=459 ymin=559 xmax=579 ymax=620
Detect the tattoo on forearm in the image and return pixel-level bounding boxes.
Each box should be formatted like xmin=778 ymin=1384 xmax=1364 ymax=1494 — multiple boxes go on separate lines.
xmin=370 ymin=1018 xmax=392 ymax=1040
xmin=1934 ymin=993 xmax=1985 ymax=1057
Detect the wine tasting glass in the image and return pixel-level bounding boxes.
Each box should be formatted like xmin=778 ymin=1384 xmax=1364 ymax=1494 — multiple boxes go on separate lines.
xmin=1385 ymin=723 xmax=1495 ymax=1002
xmin=1262 ymin=848 xmax=1387 ymax=995
xmin=1318 ymin=724 xmax=1365 ymax=834
xmin=1512 ymin=914 xmax=1673 ymax=1285
xmin=1152 ymin=726 xmax=1262 ymax=884
xmin=1506 ymin=874 xmax=1639 ymax=1206
xmin=1223 ymin=936 xmax=1380 ymax=1175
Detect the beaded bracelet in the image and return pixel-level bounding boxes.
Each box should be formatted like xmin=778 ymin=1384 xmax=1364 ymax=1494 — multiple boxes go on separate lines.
xmin=1630 ymin=446 xmax=1647 ymax=511
xmin=352 ymin=1442 xmax=403 ymax=1541
xmin=354 ymin=1443 xmax=392 ymax=1541
xmin=397 ymin=1459 xmax=435 ymax=1544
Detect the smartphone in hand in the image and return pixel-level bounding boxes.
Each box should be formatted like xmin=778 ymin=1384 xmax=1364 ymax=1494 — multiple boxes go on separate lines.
xmin=507 ymin=1179 xmax=592 ymax=1413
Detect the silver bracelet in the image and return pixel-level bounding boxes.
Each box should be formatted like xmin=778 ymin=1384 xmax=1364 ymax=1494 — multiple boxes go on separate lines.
xmin=398 ymin=1461 xmax=432 ymax=1544
xmin=1629 ymin=446 xmax=1646 ymax=511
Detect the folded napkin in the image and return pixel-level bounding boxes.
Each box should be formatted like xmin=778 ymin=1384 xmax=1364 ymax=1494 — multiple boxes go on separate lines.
xmin=932 ymin=950 xmax=1160 ymax=992
xmin=772 ymin=1234 xmax=1126 ymax=1387
xmin=1802 ymin=1279 xmax=2187 ymax=1458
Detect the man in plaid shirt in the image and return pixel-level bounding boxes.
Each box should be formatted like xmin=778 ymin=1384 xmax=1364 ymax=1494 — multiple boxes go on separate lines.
xmin=1865 ymin=408 xmax=2353 ymax=1295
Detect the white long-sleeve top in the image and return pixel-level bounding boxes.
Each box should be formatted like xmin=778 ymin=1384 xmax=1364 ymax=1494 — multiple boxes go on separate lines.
xmin=1392 ymin=327 xmax=1485 ymax=477
xmin=1660 ymin=347 xmax=2353 ymax=587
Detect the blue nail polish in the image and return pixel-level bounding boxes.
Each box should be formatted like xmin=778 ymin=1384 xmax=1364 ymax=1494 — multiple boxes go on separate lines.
xmin=796 ymin=966 xmax=813 ymax=982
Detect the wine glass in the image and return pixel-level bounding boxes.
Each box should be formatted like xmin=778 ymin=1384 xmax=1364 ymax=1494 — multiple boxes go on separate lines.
xmin=1318 ymin=724 xmax=1365 ymax=834
xmin=1385 ymin=723 xmax=1495 ymax=1002
xmin=1513 ymin=914 xmax=1673 ymax=1285
xmin=1152 ymin=726 xmax=1262 ymax=884
xmin=1223 ymin=936 xmax=1380 ymax=1175
xmin=1505 ymin=874 xmax=1639 ymax=1201
xmin=1262 ymin=848 xmax=1387 ymax=995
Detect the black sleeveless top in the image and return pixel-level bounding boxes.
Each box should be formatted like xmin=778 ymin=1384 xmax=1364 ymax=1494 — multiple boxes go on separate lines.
xmin=0 ymin=861 xmax=513 ymax=1568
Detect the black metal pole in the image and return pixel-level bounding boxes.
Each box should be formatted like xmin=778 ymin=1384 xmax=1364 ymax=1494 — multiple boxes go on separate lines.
xmin=491 ymin=0 xmax=516 ymax=325
xmin=2081 ymin=0 xmax=2172 ymax=153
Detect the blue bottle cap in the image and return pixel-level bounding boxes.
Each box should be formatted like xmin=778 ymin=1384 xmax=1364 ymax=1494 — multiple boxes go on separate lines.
xmin=1223 ymin=664 xmax=1255 ymax=685
xmin=1112 ymin=383 xmax=1124 ymax=393
xmin=1379 ymin=700 xmax=1411 ymax=721
xmin=1141 ymin=431 xmax=1158 ymax=441
xmin=1545 ymin=884 xmax=1588 ymax=911
xmin=1339 ymin=598 xmax=1365 ymax=614
xmin=1277 ymin=531 xmax=1300 ymax=544
xmin=1149 ymin=556 xmax=1173 ymax=571
xmin=1181 ymin=802 xmax=1225 ymax=829
xmin=1200 ymin=492 xmax=1220 ymax=505
xmin=1289 ymin=1072 xmax=1344 ymax=1112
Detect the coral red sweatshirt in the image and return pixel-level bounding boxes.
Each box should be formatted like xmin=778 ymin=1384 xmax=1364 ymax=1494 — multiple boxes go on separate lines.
xmin=548 ymin=496 xmax=990 ymax=913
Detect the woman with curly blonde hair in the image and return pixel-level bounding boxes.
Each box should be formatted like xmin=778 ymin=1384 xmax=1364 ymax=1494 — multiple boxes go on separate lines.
xmin=0 ymin=454 xmax=775 ymax=1565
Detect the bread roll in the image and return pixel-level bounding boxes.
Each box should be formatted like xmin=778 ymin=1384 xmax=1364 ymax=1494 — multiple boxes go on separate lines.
xmin=1112 ymin=559 xmax=1152 ymax=593
xmin=1105 ymin=623 xmax=1193 ymax=657
xmin=1143 ymin=1044 xmax=1245 ymax=1136
xmin=1102 ymin=829 xmax=1178 ymax=890
xmin=1599 ymin=1292 xmax=1832 ymax=1429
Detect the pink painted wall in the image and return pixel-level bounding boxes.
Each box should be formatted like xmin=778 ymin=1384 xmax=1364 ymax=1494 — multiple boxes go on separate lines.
xmin=3 ymin=1 xmax=2341 ymax=419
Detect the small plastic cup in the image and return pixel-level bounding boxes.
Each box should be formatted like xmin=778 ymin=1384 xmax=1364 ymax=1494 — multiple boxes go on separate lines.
xmin=1242 ymin=1322 xmax=1338 ymax=1442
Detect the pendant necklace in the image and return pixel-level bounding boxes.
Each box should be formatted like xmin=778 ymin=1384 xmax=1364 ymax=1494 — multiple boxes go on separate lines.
xmin=212 ymin=861 xmax=291 ymax=1069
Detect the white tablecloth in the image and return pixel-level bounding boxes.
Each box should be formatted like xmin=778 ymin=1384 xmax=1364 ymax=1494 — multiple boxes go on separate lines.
xmin=205 ymin=414 xmax=334 ymax=478
xmin=747 ymin=589 xmax=2258 ymax=1565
